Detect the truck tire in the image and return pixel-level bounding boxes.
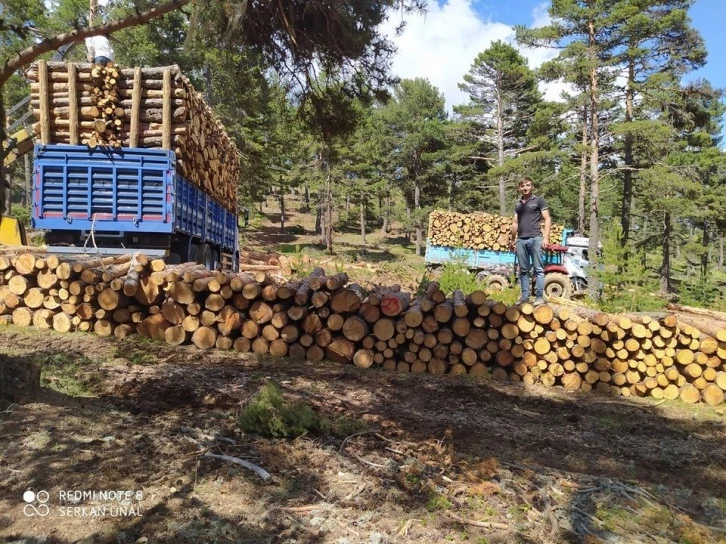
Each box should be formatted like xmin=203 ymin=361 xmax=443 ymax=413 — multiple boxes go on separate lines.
xmin=188 ymin=243 xmax=200 ymax=265
xmin=544 ymin=272 xmax=573 ymax=300
xmin=211 ymin=248 xmax=220 ymax=271
xmin=197 ymin=243 xmax=214 ymax=270
xmin=485 ymin=274 xmax=509 ymax=292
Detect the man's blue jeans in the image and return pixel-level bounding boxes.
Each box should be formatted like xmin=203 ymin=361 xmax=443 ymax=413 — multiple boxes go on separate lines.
xmin=516 ymin=236 xmax=544 ymax=299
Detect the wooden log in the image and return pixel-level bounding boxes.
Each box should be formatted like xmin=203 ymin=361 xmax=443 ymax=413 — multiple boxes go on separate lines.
xmin=380 ymin=290 xmax=410 ymax=317
xmin=192 ymin=326 xmax=217 ymax=350
xmin=295 ymin=267 xmax=326 ymax=305
xmin=330 ymin=284 xmax=366 ymax=314
xmin=327 ymin=338 xmax=354 ymax=363
xmin=342 ymin=316 xmax=368 ymax=342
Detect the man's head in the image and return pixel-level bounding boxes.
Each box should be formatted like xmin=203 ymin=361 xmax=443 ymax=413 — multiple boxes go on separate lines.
xmin=518 ymin=178 xmax=534 ymax=198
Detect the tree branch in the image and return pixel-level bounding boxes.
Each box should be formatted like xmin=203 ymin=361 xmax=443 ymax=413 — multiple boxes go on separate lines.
xmin=0 ymin=0 xmax=193 ymax=87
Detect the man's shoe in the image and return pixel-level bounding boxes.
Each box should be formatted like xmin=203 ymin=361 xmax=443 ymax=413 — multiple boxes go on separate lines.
xmin=533 ymin=297 xmax=546 ymax=307
xmin=516 ymin=298 xmax=529 ymax=305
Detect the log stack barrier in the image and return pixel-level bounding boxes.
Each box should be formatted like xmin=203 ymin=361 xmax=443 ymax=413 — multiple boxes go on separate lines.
xmin=1 ymin=250 xmax=725 ymax=405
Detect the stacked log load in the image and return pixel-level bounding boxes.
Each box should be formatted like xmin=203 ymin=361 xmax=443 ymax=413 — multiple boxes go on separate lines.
xmin=429 ymin=210 xmax=566 ymax=251
xmin=1 ymin=249 xmax=725 ymax=406
xmin=25 ymin=60 xmax=239 ymax=210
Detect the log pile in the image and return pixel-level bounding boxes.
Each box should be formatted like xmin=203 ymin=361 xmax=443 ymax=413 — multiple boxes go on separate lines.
xmin=429 ymin=210 xmax=566 ymax=250
xmin=25 ymin=60 xmax=239 ymax=209
xmin=1 ymin=249 xmax=725 ymax=406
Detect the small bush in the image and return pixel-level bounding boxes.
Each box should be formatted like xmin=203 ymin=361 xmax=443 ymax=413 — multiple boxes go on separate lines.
xmin=438 ymin=261 xmax=487 ymax=296
xmin=12 ymin=205 xmax=31 ymax=226
xmin=238 ymin=383 xmax=368 ymax=439
xmin=239 ymin=383 xmax=323 ymax=438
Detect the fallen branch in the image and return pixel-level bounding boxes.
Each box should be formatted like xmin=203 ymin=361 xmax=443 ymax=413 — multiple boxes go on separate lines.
xmin=445 ymin=511 xmax=509 ymax=530
xmin=338 ymin=429 xmax=380 ymax=453
xmin=589 ymin=398 xmax=666 ymax=410
xmin=204 ymin=452 xmax=271 ymax=482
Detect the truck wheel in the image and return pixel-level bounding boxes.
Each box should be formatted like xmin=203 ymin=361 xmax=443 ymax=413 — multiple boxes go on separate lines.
xmin=197 ymin=243 xmax=214 ymax=270
xmin=211 ymin=249 xmax=220 ymax=271
xmin=486 ymin=274 xmax=509 ymax=292
xmin=188 ymin=243 xmax=200 ymax=265
xmin=544 ymin=272 xmax=573 ymax=300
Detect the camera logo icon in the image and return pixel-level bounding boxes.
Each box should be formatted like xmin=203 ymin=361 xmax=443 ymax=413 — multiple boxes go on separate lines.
xmin=23 ymin=490 xmax=50 ymax=517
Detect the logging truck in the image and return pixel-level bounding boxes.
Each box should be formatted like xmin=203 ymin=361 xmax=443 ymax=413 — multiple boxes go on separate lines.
xmin=22 ymin=60 xmax=240 ymax=270
xmin=31 ymin=144 xmax=239 ymax=270
xmin=424 ymin=211 xmax=595 ymax=300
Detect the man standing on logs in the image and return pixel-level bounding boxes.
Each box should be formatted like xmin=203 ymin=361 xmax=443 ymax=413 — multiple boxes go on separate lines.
xmin=511 ymin=178 xmax=551 ymax=306
xmin=85 ymin=33 xmax=115 ymax=66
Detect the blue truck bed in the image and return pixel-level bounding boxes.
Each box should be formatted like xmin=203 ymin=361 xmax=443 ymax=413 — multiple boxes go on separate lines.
xmin=31 ymin=144 xmax=237 ymax=260
xmin=424 ymin=229 xmax=572 ymax=269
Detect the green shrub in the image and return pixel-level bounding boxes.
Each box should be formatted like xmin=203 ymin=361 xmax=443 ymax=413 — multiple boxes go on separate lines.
xmin=12 ymin=205 xmax=31 ymax=226
xmin=238 ymin=383 xmax=368 ymax=439
xmin=437 ymin=260 xmax=487 ymax=295
xmin=596 ymin=225 xmax=666 ymax=313
xmin=239 ymin=383 xmax=323 ymax=438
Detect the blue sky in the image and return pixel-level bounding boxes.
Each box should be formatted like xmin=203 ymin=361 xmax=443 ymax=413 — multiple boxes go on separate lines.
xmin=381 ymin=0 xmax=725 ymax=115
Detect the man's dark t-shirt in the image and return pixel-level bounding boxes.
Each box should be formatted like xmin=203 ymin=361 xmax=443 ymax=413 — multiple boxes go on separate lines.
xmin=515 ymin=195 xmax=548 ymax=238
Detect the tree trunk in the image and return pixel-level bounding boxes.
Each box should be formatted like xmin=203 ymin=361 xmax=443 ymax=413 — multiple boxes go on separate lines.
xmin=701 ymin=222 xmax=709 ymax=280
xmin=660 ymin=211 xmax=672 ymax=294
xmin=360 ymin=191 xmax=366 ymax=247
xmin=381 ymin=192 xmax=389 ymax=235
xmin=4 ymin=169 xmax=11 ymax=215
xmin=641 ymin=217 xmax=648 ymax=269
xmin=279 ymin=192 xmax=285 ymax=234
xmin=620 ymin=58 xmax=635 ymax=249
xmin=89 ymin=0 xmax=99 ymax=26
xmin=405 ymin=206 xmax=411 ymax=242
xmin=578 ymin=104 xmax=588 ymax=235
xmin=0 ymin=93 xmax=6 ymax=218
xmin=304 ymin=184 xmax=310 ymax=206
xmin=315 ymin=205 xmax=322 ymax=235
xmin=448 ymin=174 xmax=455 ymax=211
xmin=496 ymin=84 xmax=506 ymax=215
xmin=325 ymin=157 xmax=333 ymax=254
xmin=23 ymin=152 xmax=31 ymax=207
xmin=719 ymin=231 xmax=724 ymax=271
xmin=587 ymin=19 xmax=601 ymax=300
xmin=414 ymin=180 xmax=422 ymax=256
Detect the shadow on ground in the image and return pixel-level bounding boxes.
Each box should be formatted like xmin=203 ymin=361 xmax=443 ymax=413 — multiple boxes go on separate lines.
xmin=1 ymin=328 xmax=725 ymax=543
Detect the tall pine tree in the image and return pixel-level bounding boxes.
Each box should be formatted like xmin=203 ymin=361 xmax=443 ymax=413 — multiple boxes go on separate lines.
xmin=455 ymin=41 xmax=541 ymax=215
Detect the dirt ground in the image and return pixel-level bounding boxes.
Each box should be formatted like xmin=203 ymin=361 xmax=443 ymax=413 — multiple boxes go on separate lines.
xmin=1 ymin=325 xmax=726 ymax=544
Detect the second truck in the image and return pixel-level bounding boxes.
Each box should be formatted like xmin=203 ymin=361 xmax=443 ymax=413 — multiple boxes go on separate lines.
xmin=424 ymin=210 xmax=595 ymax=300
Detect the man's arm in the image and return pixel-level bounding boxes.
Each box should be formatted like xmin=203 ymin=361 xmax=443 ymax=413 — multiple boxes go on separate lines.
xmin=510 ymin=213 xmax=518 ymax=248
xmin=542 ymin=208 xmax=551 ymax=248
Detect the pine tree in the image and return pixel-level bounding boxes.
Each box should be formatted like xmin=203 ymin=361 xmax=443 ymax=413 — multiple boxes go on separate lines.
xmin=610 ymin=0 xmax=706 ymax=249
xmin=517 ymin=0 xmax=625 ymax=298
xmin=455 ymin=41 xmax=541 ymax=215
xmin=381 ymin=78 xmax=448 ymax=255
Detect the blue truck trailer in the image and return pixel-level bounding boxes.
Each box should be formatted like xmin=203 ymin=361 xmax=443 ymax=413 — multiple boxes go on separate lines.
xmin=31 ymin=144 xmax=239 ymax=271
xmin=425 ymin=226 xmax=594 ymax=300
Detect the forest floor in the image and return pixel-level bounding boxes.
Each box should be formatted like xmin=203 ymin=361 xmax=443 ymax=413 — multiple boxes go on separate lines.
xmin=239 ymin=197 xmax=430 ymax=295
xmin=2 ymin=326 xmax=726 ymax=544
xmin=3 ymin=197 xmax=726 ymax=544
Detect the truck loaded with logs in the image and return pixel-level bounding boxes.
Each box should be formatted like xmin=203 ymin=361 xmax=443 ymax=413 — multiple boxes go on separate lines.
xmin=425 ymin=210 xmax=595 ymax=300
xmin=22 ymin=60 xmax=240 ymax=270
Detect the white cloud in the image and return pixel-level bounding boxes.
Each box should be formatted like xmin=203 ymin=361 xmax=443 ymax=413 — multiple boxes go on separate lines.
xmin=379 ymin=1 xmax=573 ymax=111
